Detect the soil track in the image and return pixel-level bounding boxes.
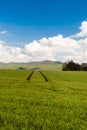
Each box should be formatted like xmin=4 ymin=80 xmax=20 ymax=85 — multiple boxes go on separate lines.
xmin=39 ymin=71 xmax=48 ymax=82
xmin=27 ymin=71 xmax=34 ymax=80
xmin=27 ymin=71 xmax=49 ymax=82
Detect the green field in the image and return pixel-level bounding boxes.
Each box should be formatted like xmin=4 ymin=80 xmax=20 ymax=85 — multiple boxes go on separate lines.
xmin=0 ymin=70 xmax=87 ymax=130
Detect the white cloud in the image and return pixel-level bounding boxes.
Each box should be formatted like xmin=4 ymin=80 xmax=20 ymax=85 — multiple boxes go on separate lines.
xmin=0 ymin=40 xmax=5 ymax=44
xmin=0 ymin=30 xmax=8 ymax=35
xmin=71 ymin=21 xmax=87 ymax=38
xmin=0 ymin=21 xmax=87 ymax=63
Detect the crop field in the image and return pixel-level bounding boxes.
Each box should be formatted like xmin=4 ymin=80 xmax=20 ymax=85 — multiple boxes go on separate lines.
xmin=0 ymin=70 xmax=87 ymax=130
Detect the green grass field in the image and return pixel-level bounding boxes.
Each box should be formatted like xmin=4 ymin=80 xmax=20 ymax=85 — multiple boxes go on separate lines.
xmin=0 ymin=70 xmax=87 ymax=130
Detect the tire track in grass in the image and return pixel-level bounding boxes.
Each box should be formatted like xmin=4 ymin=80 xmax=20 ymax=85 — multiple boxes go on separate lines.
xmin=27 ymin=71 xmax=49 ymax=82
xmin=39 ymin=71 xmax=49 ymax=82
xmin=27 ymin=71 xmax=34 ymax=80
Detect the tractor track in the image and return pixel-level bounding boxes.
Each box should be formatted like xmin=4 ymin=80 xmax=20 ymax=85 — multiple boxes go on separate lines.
xmin=39 ymin=71 xmax=48 ymax=82
xmin=27 ymin=71 xmax=49 ymax=82
xmin=27 ymin=71 xmax=34 ymax=80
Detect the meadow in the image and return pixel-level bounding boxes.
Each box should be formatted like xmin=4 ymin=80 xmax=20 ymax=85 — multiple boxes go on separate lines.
xmin=0 ymin=70 xmax=87 ymax=130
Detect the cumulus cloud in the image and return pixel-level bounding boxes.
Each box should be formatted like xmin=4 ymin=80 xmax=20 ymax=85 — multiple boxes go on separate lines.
xmin=0 ymin=21 xmax=87 ymax=63
xmin=71 ymin=21 xmax=87 ymax=38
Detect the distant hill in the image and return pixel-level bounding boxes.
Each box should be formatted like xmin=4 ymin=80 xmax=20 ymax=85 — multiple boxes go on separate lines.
xmin=39 ymin=60 xmax=61 ymax=64
xmin=0 ymin=60 xmax=62 ymax=70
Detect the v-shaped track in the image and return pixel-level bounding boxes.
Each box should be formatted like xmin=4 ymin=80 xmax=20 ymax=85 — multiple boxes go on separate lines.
xmin=27 ymin=71 xmax=48 ymax=82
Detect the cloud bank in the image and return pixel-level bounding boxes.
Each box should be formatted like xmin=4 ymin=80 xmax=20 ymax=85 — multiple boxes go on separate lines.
xmin=0 ymin=21 xmax=87 ymax=63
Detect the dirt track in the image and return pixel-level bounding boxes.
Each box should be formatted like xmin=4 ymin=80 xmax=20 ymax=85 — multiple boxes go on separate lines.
xmin=39 ymin=71 xmax=48 ymax=82
xmin=27 ymin=71 xmax=34 ymax=80
xmin=27 ymin=71 xmax=48 ymax=82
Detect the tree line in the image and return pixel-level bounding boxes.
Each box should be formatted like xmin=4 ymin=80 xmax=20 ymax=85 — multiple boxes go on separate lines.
xmin=62 ymin=61 xmax=87 ymax=71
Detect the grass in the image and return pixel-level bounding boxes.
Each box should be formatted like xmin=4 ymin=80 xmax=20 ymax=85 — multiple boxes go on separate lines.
xmin=29 ymin=71 xmax=46 ymax=82
xmin=0 ymin=70 xmax=87 ymax=129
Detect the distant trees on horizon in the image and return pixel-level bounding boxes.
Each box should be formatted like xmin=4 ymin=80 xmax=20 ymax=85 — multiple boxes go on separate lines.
xmin=62 ymin=60 xmax=87 ymax=71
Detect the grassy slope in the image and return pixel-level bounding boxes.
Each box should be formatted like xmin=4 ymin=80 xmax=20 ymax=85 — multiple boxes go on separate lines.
xmin=0 ymin=70 xmax=87 ymax=130
xmin=0 ymin=62 xmax=62 ymax=70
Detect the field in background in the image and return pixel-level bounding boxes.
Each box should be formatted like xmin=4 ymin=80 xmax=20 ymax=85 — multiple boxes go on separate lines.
xmin=0 ymin=70 xmax=87 ymax=129
xmin=0 ymin=61 xmax=62 ymax=70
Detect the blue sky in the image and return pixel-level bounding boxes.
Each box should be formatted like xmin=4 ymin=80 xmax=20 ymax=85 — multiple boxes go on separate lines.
xmin=0 ymin=0 xmax=87 ymax=45
xmin=0 ymin=0 xmax=87 ymax=62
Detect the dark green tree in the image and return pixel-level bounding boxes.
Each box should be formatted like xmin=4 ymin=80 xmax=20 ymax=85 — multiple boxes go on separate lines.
xmin=81 ymin=63 xmax=87 ymax=71
xmin=62 ymin=61 xmax=81 ymax=71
